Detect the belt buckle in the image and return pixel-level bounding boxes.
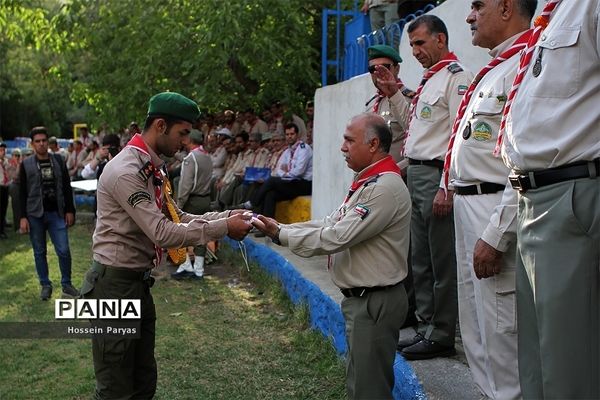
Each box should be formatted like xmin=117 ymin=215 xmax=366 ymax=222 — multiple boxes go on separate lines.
xmin=142 ymin=270 xmax=152 ymax=280
xmin=508 ymin=175 xmax=527 ymax=193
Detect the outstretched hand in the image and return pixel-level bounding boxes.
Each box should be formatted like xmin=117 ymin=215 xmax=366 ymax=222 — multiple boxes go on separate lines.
xmin=252 ymin=215 xmax=280 ymax=239
xmin=226 ymin=212 xmax=253 ymax=241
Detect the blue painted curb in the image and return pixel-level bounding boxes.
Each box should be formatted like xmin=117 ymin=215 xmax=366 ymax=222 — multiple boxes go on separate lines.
xmin=224 ymin=237 xmax=425 ymax=400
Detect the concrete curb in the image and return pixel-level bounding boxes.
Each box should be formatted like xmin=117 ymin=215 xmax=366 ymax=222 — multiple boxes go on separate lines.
xmin=224 ymin=237 xmax=426 ymax=400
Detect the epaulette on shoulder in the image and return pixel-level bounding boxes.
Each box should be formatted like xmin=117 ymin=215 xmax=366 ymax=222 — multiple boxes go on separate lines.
xmin=401 ymin=87 xmax=416 ymax=99
xmin=363 ymin=174 xmax=380 ymax=187
xmin=300 ymin=143 xmax=306 ymax=148
xmin=448 ymin=63 xmax=464 ymax=74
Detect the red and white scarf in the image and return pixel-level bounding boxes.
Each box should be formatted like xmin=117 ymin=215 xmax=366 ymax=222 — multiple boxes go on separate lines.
xmin=494 ymin=0 xmax=563 ymax=156
xmin=441 ymin=30 xmax=533 ymax=192
xmin=126 ymin=133 xmax=164 ymax=265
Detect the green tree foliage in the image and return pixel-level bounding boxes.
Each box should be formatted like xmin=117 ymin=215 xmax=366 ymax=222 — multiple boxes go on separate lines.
xmin=1 ymin=0 xmax=353 ymax=136
xmin=58 ymin=0 xmax=328 ymax=128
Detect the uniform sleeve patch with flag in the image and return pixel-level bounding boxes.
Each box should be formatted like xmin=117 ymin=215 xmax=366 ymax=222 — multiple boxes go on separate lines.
xmin=458 ymin=85 xmax=468 ymax=95
xmin=127 ymin=191 xmax=152 ymax=208
xmin=354 ymin=204 xmax=370 ymax=220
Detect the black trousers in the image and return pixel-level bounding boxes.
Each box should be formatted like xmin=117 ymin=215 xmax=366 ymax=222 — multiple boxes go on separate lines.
xmin=82 ymin=262 xmax=157 ymax=400
xmin=251 ymin=177 xmax=312 ymax=217
xmin=0 ymin=185 xmax=9 ymax=234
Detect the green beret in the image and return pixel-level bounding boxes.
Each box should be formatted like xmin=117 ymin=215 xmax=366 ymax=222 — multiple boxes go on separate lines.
xmin=189 ymin=129 xmax=203 ymax=144
xmin=367 ymin=45 xmax=402 ymax=63
xmin=147 ymin=92 xmax=200 ymax=124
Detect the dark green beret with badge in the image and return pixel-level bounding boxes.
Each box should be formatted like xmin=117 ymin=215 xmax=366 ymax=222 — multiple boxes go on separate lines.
xmin=147 ymin=92 xmax=200 ymax=123
xmin=368 ymin=45 xmax=402 ymax=64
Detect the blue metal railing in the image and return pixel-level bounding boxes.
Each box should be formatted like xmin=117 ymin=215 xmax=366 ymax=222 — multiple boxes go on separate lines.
xmin=342 ymin=3 xmax=435 ymax=81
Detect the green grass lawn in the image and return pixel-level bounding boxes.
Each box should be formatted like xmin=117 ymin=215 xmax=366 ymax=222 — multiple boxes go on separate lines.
xmin=0 ymin=216 xmax=345 ymax=399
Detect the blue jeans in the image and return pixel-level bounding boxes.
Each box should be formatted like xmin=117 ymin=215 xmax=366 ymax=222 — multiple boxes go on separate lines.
xmin=28 ymin=211 xmax=72 ymax=287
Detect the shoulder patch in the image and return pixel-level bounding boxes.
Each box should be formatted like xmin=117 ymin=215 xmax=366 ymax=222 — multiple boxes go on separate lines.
xmin=401 ymin=87 xmax=416 ymax=99
xmin=447 ymin=63 xmax=464 ymax=74
xmin=138 ymin=161 xmax=155 ymax=182
xmin=457 ymin=84 xmax=468 ymax=95
xmin=127 ymin=191 xmax=152 ymax=208
xmin=354 ymin=204 xmax=370 ymax=220
xmin=300 ymin=143 xmax=306 ymax=148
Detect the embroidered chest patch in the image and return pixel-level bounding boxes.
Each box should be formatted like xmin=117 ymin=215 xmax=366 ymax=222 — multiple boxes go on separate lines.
xmin=127 ymin=191 xmax=152 ymax=208
xmin=472 ymin=122 xmax=493 ymax=142
xmin=354 ymin=204 xmax=370 ymax=220
xmin=420 ymin=105 xmax=432 ymax=120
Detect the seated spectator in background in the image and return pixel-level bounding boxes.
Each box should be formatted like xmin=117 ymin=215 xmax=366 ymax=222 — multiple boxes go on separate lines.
xmin=48 ymin=137 xmax=68 ymax=160
xmin=221 ymin=109 xmax=241 ymax=136
xmin=216 ymin=132 xmax=251 ymax=209
xmin=172 ymin=129 xmax=213 ymax=280
xmin=67 ymin=140 xmax=87 ymax=180
xmin=81 ymin=134 xmax=121 ymax=180
xmin=244 ymin=123 xmax=312 ymax=218
xmin=0 ymin=143 xmax=9 ymax=239
xmin=210 ymin=128 xmax=232 ymax=182
xmin=7 ymin=149 xmax=22 ymax=232
xmin=361 ymin=0 xmax=399 ymax=31
xmin=81 ymin=140 xmax=99 ymax=170
xmin=242 ymin=109 xmax=269 ymax=135
xmin=232 ymin=133 xmax=271 ymax=206
xmin=78 ymin=126 xmax=94 ymax=147
xmin=271 ymin=100 xmax=308 ymax=142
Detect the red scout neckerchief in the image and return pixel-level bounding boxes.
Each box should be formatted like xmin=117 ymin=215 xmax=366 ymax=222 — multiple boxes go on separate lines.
xmin=494 ymin=0 xmax=563 ymax=156
xmin=403 ymin=52 xmax=459 ymax=151
xmin=191 ymin=144 xmax=207 ymax=154
xmin=126 ymin=133 xmax=164 ymax=265
xmin=372 ymin=79 xmax=405 ymax=113
xmin=327 ymin=155 xmax=401 ymax=270
xmin=441 ymin=30 xmax=533 ymax=193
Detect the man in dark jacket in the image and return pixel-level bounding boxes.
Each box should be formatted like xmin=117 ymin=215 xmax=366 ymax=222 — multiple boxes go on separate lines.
xmin=19 ymin=126 xmax=79 ymax=301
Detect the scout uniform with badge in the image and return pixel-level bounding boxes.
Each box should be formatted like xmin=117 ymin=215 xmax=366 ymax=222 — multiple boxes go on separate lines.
xmin=172 ymin=129 xmax=213 ymax=280
xmin=500 ymin=1 xmax=600 ymax=397
xmin=394 ymin=38 xmax=474 ymax=359
xmin=365 ymin=45 xmax=416 ymax=167
xmin=278 ymin=154 xmax=411 ymax=399
xmin=445 ymin=31 xmax=528 ymax=399
xmin=82 ymin=92 xmax=233 ymax=399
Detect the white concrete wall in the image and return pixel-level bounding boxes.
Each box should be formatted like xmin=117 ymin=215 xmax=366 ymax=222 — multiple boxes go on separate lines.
xmin=312 ymin=0 xmax=544 ymax=219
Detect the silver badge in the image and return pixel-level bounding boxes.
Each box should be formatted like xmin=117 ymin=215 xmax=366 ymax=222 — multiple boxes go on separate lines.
xmin=462 ymin=122 xmax=472 ymax=140
xmin=532 ymin=49 xmax=543 ymax=77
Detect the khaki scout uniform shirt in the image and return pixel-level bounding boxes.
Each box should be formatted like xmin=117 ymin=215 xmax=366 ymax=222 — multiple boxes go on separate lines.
xmin=402 ymin=63 xmax=474 ymax=161
xmin=451 ymin=34 xmax=523 ymax=251
xmin=222 ymin=149 xmax=252 ymax=185
xmin=177 ymin=147 xmax=212 ymax=207
xmin=245 ymin=147 xmax=271 ymax=169
xmin=279 ymin=168 xmax=411 ymax=289
xmin=503 ymin=1 xmax=600 ymax=171
xmin=93 ymin=143 xmax=229 ymax=269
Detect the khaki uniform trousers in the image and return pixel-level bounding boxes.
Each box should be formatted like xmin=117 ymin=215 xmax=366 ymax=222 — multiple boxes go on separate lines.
xmin=454 ymin=193 xmax=520 ymax=399
xmin=342 ymin=283 xmax=407 ymax=400
xmin=407 ymin=164 xmax=457 ymax=345
xmin=81 ymin=261 xmax=157 ymax=400
xmin=517 ymin=177 xmax=600 ymax=399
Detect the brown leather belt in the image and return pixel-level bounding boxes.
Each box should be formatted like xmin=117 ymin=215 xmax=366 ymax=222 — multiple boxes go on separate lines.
xmin=509 ymin=159 xmax=599 ymax=193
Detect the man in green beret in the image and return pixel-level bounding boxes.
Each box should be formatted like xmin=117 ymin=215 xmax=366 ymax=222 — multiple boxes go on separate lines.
xmin=81 ymin=91 xmax=253 ymax=399
xmin=365 ymin=45 xmax=418 ymax=330
xmin=365 ymin=45 xmax=415 ymax=169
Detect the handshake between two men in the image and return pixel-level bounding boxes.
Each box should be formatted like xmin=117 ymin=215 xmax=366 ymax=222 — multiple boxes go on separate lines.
xmin=224 ymin=211 xmax=280 ymax=242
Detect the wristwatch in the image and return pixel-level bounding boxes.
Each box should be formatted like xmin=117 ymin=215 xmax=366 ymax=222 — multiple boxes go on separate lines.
xmin=271 ymin=224 xmax=282 ymax=245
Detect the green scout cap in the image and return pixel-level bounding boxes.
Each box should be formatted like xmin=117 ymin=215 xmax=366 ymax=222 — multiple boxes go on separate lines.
xmin=367 ymin=45 xmax=402 ymax=63
xmin=147 ymin=92 xmax=200 ymax=124
xmin=189 ymin=129 xmax=203 ymax=144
